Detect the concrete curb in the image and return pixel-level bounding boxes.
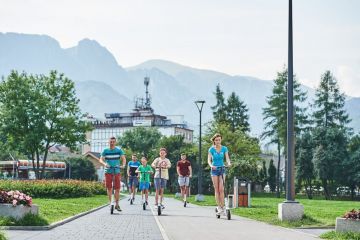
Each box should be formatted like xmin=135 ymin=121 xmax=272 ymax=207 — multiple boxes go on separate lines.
xmin=295 ymin=226 xmax=334 ymax=229
xmin=1 ymin=204 xmax=108 ymax=231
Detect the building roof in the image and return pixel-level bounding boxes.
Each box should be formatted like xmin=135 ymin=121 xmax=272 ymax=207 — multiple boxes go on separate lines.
xmin=84 ymin=151 xmax=101 ymax=160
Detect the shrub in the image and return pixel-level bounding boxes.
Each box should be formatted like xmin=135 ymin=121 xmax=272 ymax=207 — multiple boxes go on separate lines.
xmin=0 ymin=180 xmax=106 ymax=198
xmin=344 ymin=209 xmax=360 ymax=220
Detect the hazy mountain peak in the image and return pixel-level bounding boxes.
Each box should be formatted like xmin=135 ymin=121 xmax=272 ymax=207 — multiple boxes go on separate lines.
xmin=127 ymin=59 xmax=230 ymax=80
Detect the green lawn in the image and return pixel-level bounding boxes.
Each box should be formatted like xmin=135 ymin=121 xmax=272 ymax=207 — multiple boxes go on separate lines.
xmin=0 ymin=195 xmax=108 ymax=226
xmin=321 ymin=231 xmax=360 ymax=240
xmin=169 ymin=193 xmax=360 ymax=228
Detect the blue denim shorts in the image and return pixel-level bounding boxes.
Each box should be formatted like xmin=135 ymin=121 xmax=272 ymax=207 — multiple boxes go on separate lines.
xmin=128 ymin=176 xmax=139 ymax=188
xmin=154 ymin=178 xmax=167 ymax=189
xmin=211 ymin=166 xmax=226 ymax=176
xmin=139 ymin=182 xmax=150 ymax=191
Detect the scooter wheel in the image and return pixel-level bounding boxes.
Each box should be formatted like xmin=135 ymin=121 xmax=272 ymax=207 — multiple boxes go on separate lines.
xmin=157 ymin=205 xmax=161 ymax=215
xmin=110 ymin=205 xmax=114 ymax=215
xmin=143 ymin=203 xmax=146 ymax=210
xmin=130 ymin=199 xmax=133 ymax=205
xmin=227 ymin=210 xmax=231 ymax=220
xmin=184 ymin=201 xmax=187 ymax=207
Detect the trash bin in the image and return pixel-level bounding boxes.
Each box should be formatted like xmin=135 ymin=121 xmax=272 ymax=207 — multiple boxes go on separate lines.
xmin=233 ymin=177 xmax=251 ymax=208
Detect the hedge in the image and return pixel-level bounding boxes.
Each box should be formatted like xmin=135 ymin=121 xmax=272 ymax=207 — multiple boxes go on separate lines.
xmin=0 ymin=180 xmax=106 ymax=198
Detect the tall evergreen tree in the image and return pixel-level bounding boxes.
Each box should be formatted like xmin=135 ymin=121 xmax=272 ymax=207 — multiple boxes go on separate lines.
xmin=259 ymin=160 xmax=268 ymax=188
xmin=313 ymin=71 xmax=351 ymax=131
xmin=342 ymin=135 xmax=360 ymax=199
xmin=313 ymin=127 xmax=348 ymax=199
xmin=268 ymin=159 xmax=277 ymax=192
xmin=262 ymin=67 xmax=308 ymax=197
xmin=296 ymin=131 xmax=315 ymax=199
xmin=211 ymin=84 xmax=227 ymax=123
xmin=225 ymin=92 xmax=250 ymax=132
xmin=312 ymin=71 xmax=352 ymax=199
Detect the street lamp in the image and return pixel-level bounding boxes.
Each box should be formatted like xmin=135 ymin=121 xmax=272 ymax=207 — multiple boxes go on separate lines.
xmin=195 ymin=100 xmax=205 ymax=201
xmin=278 ymin=0 xmax=304 ymax=221
xmin=64 ymin=159 xmax=71 ymax=179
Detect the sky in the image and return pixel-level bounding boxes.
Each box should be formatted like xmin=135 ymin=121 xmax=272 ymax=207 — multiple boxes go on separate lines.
xmin=1 ymin=0 xmax=360 ymax=97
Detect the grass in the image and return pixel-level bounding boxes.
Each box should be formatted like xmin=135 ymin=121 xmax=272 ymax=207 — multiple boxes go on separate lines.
xmin=320 ymin=231 xmax=360 ymax=240
xmin=0 ymin=232 xmax=6 ymax=240
xmin=0 ymin=195 xmax=108 ymax=226
xmin=167 ymin=193 xmax=360 ymax=228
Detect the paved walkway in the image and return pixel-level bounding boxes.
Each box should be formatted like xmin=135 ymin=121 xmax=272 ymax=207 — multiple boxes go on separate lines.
xmin=156 ymin=197 xmax=320 ymax=240
xmin=5 ymin=196 xmax=327 ymax=240
xmin=5 ymin=198 xmax=162 ymax=240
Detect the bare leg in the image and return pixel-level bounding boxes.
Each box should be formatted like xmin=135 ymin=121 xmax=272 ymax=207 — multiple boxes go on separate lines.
xmin=212 ymin=176 xmax=220 ymax=206
xmin=115 ymin=189 xmax=120 ymax=206
xmin=107 ymin=188 xmax=112 ymax=203
xmin=181 ymin=186 xmax=185 ymax=200
xmin=155 ymin=189 xmax=159 ymax=205
xmin=219 ymin=176 xmax=225 ymax=208
xmin=185 ymin=186 xmax=189 ymax=202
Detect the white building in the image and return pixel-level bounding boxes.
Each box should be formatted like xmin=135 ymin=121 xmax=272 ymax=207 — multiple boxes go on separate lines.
xmin=82 ymin=77 xmax=193 ymax=154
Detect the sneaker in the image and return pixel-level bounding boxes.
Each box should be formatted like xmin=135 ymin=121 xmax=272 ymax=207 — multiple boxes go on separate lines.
xmin=115 ymin=205 xmax=122 ymax=212
xmin=217 ymin=207 xmax=224 ymax=215
xmin=146 ymin=201 xmax=148 ymax=205
xmin=215 ymin=207 xmax=221 ymax=215
xmin=161 ymin=204 xmax=165 ymax=209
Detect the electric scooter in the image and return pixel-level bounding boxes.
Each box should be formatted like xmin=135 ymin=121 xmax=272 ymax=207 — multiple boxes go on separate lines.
xmin=139 ymin=170 xmax=150 ymax=210
xmin=215 ymin=166 xmax=231 ymax=220
xmin=156 ymin=162 xmax=166 ymax=216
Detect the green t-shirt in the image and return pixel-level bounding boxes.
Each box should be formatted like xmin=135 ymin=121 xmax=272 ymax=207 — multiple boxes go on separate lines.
xmin=137 ymin=165 xmax=153 ymax=183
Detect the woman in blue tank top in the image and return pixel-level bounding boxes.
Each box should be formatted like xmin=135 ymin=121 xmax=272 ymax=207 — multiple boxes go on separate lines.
xmin=207 ymin=133 xmax=231 ymax=215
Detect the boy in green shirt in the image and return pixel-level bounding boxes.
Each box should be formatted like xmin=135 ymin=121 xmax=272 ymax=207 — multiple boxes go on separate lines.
xmin=136 ymin=157 xmax=153 ymax=206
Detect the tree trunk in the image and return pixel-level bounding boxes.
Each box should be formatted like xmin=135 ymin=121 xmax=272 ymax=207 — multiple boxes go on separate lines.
xmin=305 ymin=178 xmax=313 ymax=199
xmin=322 ymin=179 xmax=330 ymax=200
xmin=35 ymin=149 xmax=41 ymax=179
xmin=30 ymin=152 xmax=38 ymax=179
xmin=276 ymin=141 xmax=281 ymax=198
xmin=40 ymin=142 xmax=51 ymax=179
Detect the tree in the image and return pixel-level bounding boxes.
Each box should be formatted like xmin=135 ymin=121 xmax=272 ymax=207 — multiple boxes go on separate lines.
xmin=262 ymin=67 xmax=308 ymax=197
xmin=313 ymin=71 xmax=351 ymax=131
xmin=118 ymin=127 xmax=162 ymax=156
xmin=342 ymin=135 xmax=360 ymax=199
xmin=211 ymin=84 xmax=227 ymax=123
xmin=66 ymin=157 xmax=97 ymax=181
xmin=0 ymin=71 xmax=91 ymax=179
xmin=268 ymin=159 xmax=277 ymax=192
xmin=313 ymin=128 xmax=348 ymax=199
xmin=312 ymin=71 xmax=352 ymax=199
xmin=296 ymin=131 xmax=315 ymax=199
xmin=225 ymin=92 xmax=250 ymax=132
xmin=259 ymin=160 xmax=268 ymax=189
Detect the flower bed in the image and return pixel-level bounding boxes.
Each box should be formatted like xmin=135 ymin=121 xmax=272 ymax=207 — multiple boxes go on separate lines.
xmin=0 ymin=190 xmax=32 ymax=206
xmin=0 ymin=190 xmax=38 ymax=220
xmin=335 ymin=209 xmax=360 ymax=233
xmin=0 ymin=180 xmax=106 ymax=199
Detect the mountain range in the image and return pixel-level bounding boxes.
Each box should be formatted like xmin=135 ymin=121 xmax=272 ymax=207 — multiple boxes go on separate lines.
xmin=1 ymin=32 xmax=359 ymax=136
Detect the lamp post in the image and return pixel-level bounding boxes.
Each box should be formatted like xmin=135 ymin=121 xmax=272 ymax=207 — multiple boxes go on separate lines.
xmin=195 ymin=100 xmax=205 ymax=201
xmin=286 ymin=0 xmax=295 ymax=203
xmin=278 ymin=0 xmax=304 ymax=221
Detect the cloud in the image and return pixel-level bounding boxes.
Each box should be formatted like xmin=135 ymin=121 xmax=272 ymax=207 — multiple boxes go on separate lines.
xmin=336 ymin=65 xmax=360 ymax=97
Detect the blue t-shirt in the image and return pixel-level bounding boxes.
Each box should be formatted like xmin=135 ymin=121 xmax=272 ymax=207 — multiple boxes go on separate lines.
xmin=128 ymin=160 xmax=141 ymax=176
xmin=208 ymin=146 xmax=228 ymax=167
xmin=101 ymin=147 xmax=125 ymax=174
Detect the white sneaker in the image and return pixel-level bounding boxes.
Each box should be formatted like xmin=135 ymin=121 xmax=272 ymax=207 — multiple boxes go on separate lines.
xmin=216 ymin=206 xmax=222 ymax=215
